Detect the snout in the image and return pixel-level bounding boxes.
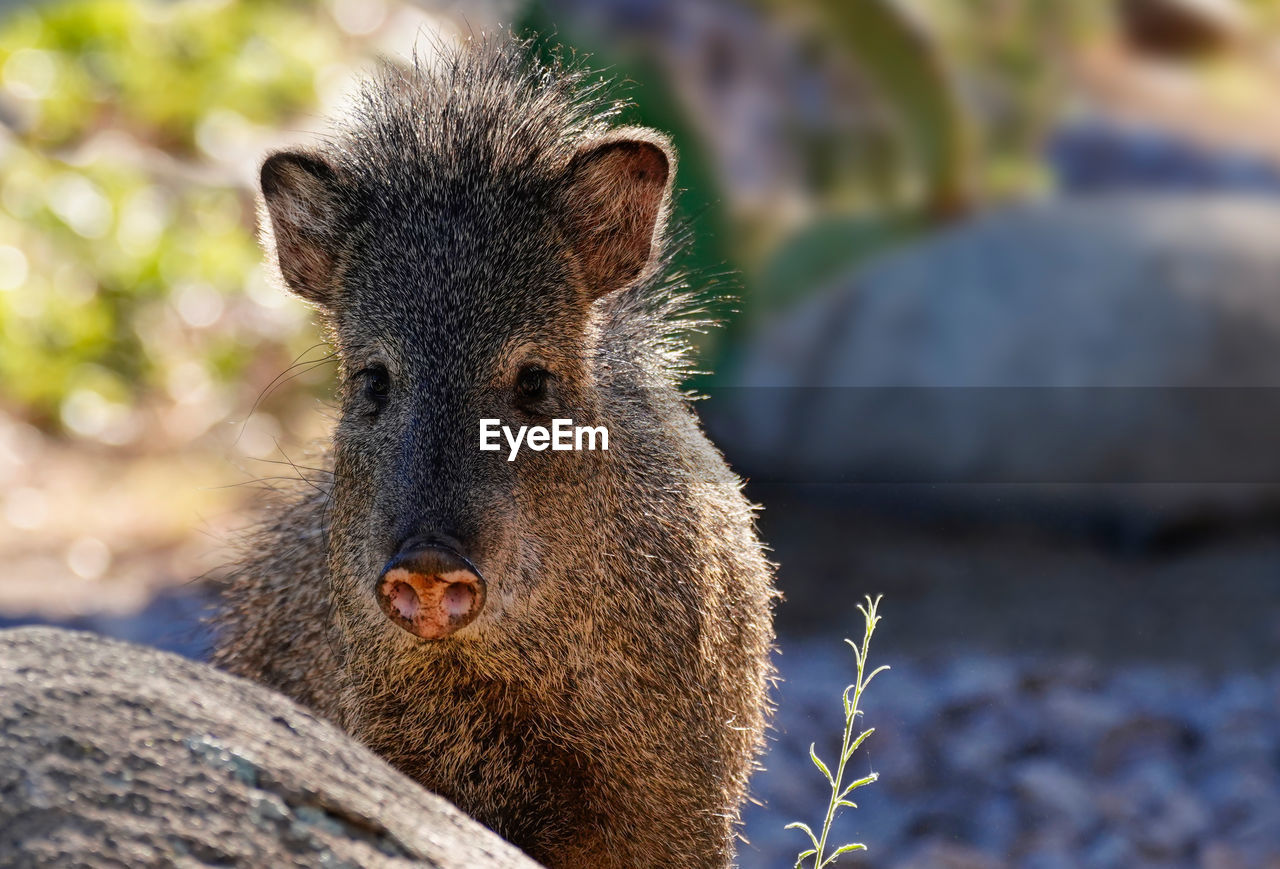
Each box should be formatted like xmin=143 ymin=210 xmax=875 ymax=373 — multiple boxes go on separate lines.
xmin=377 ymin=541 xmax=486 ymax=640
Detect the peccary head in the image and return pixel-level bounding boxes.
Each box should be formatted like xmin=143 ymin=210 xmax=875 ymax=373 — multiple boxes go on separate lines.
xmin=257 ymin=44 xmax=678 ymax=659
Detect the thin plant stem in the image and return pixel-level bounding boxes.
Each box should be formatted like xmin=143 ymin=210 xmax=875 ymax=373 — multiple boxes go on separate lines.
xmin=787 ymin=595 xmax=889 ymax=868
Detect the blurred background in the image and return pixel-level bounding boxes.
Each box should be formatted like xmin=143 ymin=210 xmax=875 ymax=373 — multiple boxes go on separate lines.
xmin=4 ymin=0 xmax=1280 ymax=866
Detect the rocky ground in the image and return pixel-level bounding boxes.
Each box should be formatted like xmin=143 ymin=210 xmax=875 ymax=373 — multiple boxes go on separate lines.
xmin=4 ymin=470 xmax=1279 ymax=868
xmin=736 ymin=486 xmax=1280 ymax=868
xmin=742 ymin=641 xmax=1280 ymax=869
xmin=11 ymin=585 xmax=1276 ymax=869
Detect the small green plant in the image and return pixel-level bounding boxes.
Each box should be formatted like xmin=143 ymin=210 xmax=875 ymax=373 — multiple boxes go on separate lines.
xmin=787 ymin=594 xmax=888 ymax=868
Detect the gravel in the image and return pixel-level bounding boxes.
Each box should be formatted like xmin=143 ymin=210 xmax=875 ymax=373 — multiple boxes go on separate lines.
xmin=741 ymin=638 xmax=1280 ymax=868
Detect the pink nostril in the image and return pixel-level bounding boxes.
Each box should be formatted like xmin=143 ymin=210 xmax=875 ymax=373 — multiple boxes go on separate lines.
xmin=441 ymin=582 xmax=476 ymax=620
xmin=376 ymin=560 xmax=486 ymax=640
xmin=388 ymin=580 xmax=421 ymax=622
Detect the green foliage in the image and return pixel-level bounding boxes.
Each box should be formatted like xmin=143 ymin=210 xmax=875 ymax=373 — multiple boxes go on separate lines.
xmin=739 ymin=0 xmax=969 ymax=338
xmin=0 ymin=0 xmax=335 ymax=151
xmin=515 ymin=2 xmax=742 ymax=387
xmin=931 ymin=0 xmax=1110 ymax=197
xmin=0 ymin=0 xmax=1123 ymax=429
xmin=766 ymin=0 xmax=1109 ymax=215
xmin=752 ymin=211 xmax=923 ymax=319
xmin=743 ymin=0 xmax=1110 ymax=325
xmin=808 ymin=0 xmax=975 ymax=219
xmin=788 ymin=595 xmax=888 ymax=868
xmin=0 ymin=0 xmax=343 ymax=434
xmin=1 ymin=146 xmax=256 ymax=420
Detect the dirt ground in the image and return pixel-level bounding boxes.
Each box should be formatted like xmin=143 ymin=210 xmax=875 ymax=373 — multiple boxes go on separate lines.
xmin=755 ymin=482 xmax=1280 ymax=671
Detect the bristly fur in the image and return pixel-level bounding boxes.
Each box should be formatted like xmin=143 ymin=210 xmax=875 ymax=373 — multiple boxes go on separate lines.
xmin=213 ymin=33 xmax=775 ymax=869
xmin=334 ymin=37 xmax=713 ymax=380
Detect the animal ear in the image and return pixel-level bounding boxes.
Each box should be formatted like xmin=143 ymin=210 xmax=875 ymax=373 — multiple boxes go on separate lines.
xmin=563 ymin=131 xmax=674 ymax=299
xmin=259 ymin=150 xmax=345 ymax=309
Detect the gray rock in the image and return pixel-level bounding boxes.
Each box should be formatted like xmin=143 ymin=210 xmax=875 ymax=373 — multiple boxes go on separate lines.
xmin=889 ymin=839 xmax=1002 ymax=869
xmin=935 ymin=707 xmax=1014 ymax=783
xmin=1082 ymin=831 xmax=1140 ymax=869
xmin=717 ymin=196 xmax=1280 ymax=518
xmin=1107 ymin=665 xmax=1208 ymax=719
xmin=1040 ymin=685 xmax=1126 ymax=762
xmin=1102 ymin=761 xmax=1209 ymax=859
xmin=1138 ymin=789 xmax=1210 ymax=859
xmin=1198 ymin=841 xmax=1250 ymax=869
xmin=1202 ymin=715 xmax=1273 ymax=768
xmin=1198 ymin=765 xmax=1280 ymax=832
xmin=0 ymin=627 xmax=540 ymax=868
xmin=870 ymin=719 xmax=931 ymax=797
xmin=1012 ymin=760 xmax=1099 ymax=840
xmin=936 ymin=656 xmax=1017 ymax=713
xmin=1094 ymin=714 xmax=1192 ymax=775
xmin=1210 ymin=674 xmax=1272 ymax=719
xmin=969 ymin=796 xmax=1019 ymax=855
xmin=1225 ymin=800 xmax=1280 ymax=852
xmin=1017 ymin=848 xmax=1076 ymax=869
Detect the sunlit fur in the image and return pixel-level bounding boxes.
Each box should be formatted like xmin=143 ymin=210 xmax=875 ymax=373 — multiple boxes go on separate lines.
xmin=213 ymin=35 xmax=776 ymax=868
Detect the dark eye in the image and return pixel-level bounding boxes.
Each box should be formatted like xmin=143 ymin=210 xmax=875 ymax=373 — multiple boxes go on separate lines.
xmin=515 ymin=365 xmax=550 ymax=404
xmin=359 ymin=364 xmax=391 ymax=412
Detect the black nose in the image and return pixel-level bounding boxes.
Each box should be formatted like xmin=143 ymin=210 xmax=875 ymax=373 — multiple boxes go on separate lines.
xmin=377 ymin=541 xmax=486 ymax=639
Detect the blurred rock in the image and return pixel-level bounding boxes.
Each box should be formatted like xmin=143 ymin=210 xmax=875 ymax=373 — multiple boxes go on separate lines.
xmin=1083 ymin=831 xmax=1140 ymax=869
xmin=0 ymin=583 xmax=214 ymax=660
xmin=1050 ymin=124 xmax=1280 ymax=195
xmin=1108 ymin=665 xmax=1208 ymax=719
xmin=1013 ymin=761 xmax=1099 ymax=839
xmin=1199 ymin=765 xmax=1280 ymax=832
xmin=936 ymin=656 xmax=1017 ymax=713
xmin=936 ymin=707 xmax=1011 ymax=783
xmin=1016 ymin=846 xmax=1076 ymax=869
xmin=889 ymin=840 xmax=1001 ymax=869
xmin=969 ymin=796 xmax=1018 ymax=856
xmin=1040 ymin=685 xmax=1125 ymax=761
xmin=1101 ymin=761 xmax=1209 ymax=859
xmin=1225 ymin=799 xmax=1280 ymax=853
xmin=870 ymin=721 xmax=930 ymax=797
xmin=716 ymin=196 xmax=1280 ymax=528
xmin=1199 ymin=841 xmax=1250 ymax=869
xmin=1094 ymin=714 xmax=1194 ymax=775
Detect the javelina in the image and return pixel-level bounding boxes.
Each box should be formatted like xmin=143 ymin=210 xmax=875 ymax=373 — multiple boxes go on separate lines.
xmin=213 ymin=36 xmax=776 ymax=868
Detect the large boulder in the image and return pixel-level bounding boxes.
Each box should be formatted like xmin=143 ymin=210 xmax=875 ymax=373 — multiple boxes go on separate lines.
xmin=715 ymin=196 xmax=1280 ymax=529
xmin=0 ymin=627 xmax=541 ymax=868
